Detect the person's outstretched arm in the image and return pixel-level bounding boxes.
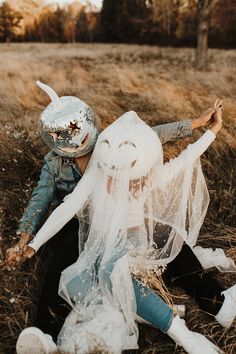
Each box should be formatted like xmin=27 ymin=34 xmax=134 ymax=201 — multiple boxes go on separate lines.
xmin=157 ymin=100 xmax=222 ymax=184
xmin=5 ymin=166 xmax=93 ymax=266
xmin=28 ymin=167 xmax=93 ymax=252
xmin=5 ymin=152 xmax=57 ymax=266
xmin=16 ymin=153 xmax=56 ymax=236
xmin=152 ymin=106 xmax=215 ymax=144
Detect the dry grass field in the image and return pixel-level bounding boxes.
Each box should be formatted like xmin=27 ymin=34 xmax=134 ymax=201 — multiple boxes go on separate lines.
xmin=0 ymin=43 xmax=235 ymax=353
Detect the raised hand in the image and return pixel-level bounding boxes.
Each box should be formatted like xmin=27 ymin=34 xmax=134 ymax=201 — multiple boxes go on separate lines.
xmin=192 ymin=98 xmax=223 ymax=130
xmin=213 ymin=98 xmax=223 ymax=125
xmin=210 ymin=98 xmax=223 ymax=135
xmin=194 ymin=107 xmax=215 ymax=129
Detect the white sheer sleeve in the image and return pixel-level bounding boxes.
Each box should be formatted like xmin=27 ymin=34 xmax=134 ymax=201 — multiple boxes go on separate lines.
xmin=158 ymin=130 xmax=215 ymax=185
xmin=28 ymin=168 xmax=93 ymax=252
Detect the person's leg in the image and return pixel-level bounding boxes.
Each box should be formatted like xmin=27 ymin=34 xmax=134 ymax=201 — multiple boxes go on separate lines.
xmin=35 ymin=218 xmax=80 ymax=341
xmin=133 ymin=278 xmax=173 ymax=332
xmin=65 ymin=268 xmax=96 ymax=303
xmin=164 ymin=243 xmax=225 ymax=315
xmin=133 ymin=278 xmax=221 ymax=354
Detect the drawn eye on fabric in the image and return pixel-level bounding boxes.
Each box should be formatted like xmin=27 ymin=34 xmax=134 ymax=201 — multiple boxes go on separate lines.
xmin=102 ymin=139 xmax=110 ymax=147
xmin=118 ymin=141 xmax=136 ymax=149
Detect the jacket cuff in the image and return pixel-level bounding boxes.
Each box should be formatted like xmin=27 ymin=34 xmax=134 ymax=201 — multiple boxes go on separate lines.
xmin=182 ymin=119 xmax=192 ymax=137
xmin=17 ymin=224 xmax=36 ymax=235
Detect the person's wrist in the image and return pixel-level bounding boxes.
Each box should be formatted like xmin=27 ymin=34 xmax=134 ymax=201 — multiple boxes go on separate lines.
xmin=210 ymin=123 xmax=222 ymax=135
xmin=191 ymin=118 xmax=202 ymax=130
xmin=16 ymin=231 xmax=32 ymax=238
xmin=214 ymin=122 xmax=222 ymax=129
xmin=17 ymin=232 xmax=32 ymax=247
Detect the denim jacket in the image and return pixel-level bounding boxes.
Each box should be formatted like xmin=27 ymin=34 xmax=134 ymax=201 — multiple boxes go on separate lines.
xmin=17 ymin=120 xmax=192 ymax=235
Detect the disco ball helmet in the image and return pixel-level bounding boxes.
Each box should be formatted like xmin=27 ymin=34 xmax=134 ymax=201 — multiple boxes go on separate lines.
xmin=37 ymin=81 xmax=99 ymax=158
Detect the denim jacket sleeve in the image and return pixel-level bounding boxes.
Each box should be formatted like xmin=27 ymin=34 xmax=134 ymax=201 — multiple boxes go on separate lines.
xmin=152 ymin=120 xmax=192 ymax=144
xmin=17 ymin=153 xmax=56 ymax=235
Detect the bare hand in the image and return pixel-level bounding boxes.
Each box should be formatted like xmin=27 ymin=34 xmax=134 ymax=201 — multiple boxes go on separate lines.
xmin=192 ymin=98 xmax=223 ymax=130
xmin=195 ymin=107 xmax=215 ymax=128
xmin=5 ymin=245 xmax=35 ymax=267
xmin=210 ymin=98 xmax=223 ymax=135
xmin=5 ymin=233 xmax=35 ymax=267
xmin=213 ymin=98 xmax=223 ymax=125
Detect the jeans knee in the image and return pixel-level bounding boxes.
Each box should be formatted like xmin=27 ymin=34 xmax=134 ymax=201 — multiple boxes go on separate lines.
xmin=66 ymin=274 xmax=90 ymax=303
xmin=133 ymin=278 xmax=174 ymax=333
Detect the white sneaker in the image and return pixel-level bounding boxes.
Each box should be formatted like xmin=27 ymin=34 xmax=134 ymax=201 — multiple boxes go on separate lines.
xmin=215 ymin=284 xmax=236 ymax=328
xmin=167 ymin=315 xmax=222 ymax=354
xmin=16 ymin=327 xmax=57 ymax=354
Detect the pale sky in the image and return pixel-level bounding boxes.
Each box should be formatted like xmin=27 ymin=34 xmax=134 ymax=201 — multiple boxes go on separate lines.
xmin=0 ymin=0 xmax=103 ymax=9
xmin=47 ymin=0 xmax=103 ymax=9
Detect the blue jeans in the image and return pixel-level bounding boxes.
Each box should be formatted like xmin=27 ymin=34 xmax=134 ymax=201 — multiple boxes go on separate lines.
xmin=66 ymin=256 xmax=173 ymax=333
xmin=133 ymin=279 xmax=173 ymax=332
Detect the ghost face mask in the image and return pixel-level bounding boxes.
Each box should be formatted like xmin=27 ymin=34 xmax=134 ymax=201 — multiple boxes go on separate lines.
xmin=94 ymin=111 xmax=163 ymax=180
xmin=37 ymin=81 xmax=99 ymax=158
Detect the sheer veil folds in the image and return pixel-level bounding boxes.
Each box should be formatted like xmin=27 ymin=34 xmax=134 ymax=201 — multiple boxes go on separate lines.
xmin=31 ymin=111 xmax=215 ymax=352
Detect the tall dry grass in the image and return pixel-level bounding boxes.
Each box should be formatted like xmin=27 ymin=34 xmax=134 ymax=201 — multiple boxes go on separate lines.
xmin=0 ymin=43 xmax=235 ymax=353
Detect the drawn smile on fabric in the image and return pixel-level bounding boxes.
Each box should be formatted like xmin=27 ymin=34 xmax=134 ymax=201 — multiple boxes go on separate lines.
xmin=99 ymin=138 xmax=137 ymax=170
xmin=100 ymin=159 xmax=137 ymax=171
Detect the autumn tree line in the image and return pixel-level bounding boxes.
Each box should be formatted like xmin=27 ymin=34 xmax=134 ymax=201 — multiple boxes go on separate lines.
xmin=0 ymin=0 xmax=235 ymax=48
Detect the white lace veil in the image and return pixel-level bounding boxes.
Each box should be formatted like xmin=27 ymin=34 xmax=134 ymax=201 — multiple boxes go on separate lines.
xmin=56 ymin=111 xmax=210 ymax=352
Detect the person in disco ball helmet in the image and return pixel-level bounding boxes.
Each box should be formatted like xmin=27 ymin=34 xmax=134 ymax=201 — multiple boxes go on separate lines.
xmin=6 ymin=81 xmax=218 ymax=353
xmin=37 ymin=80 xmax=99 ymax=158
